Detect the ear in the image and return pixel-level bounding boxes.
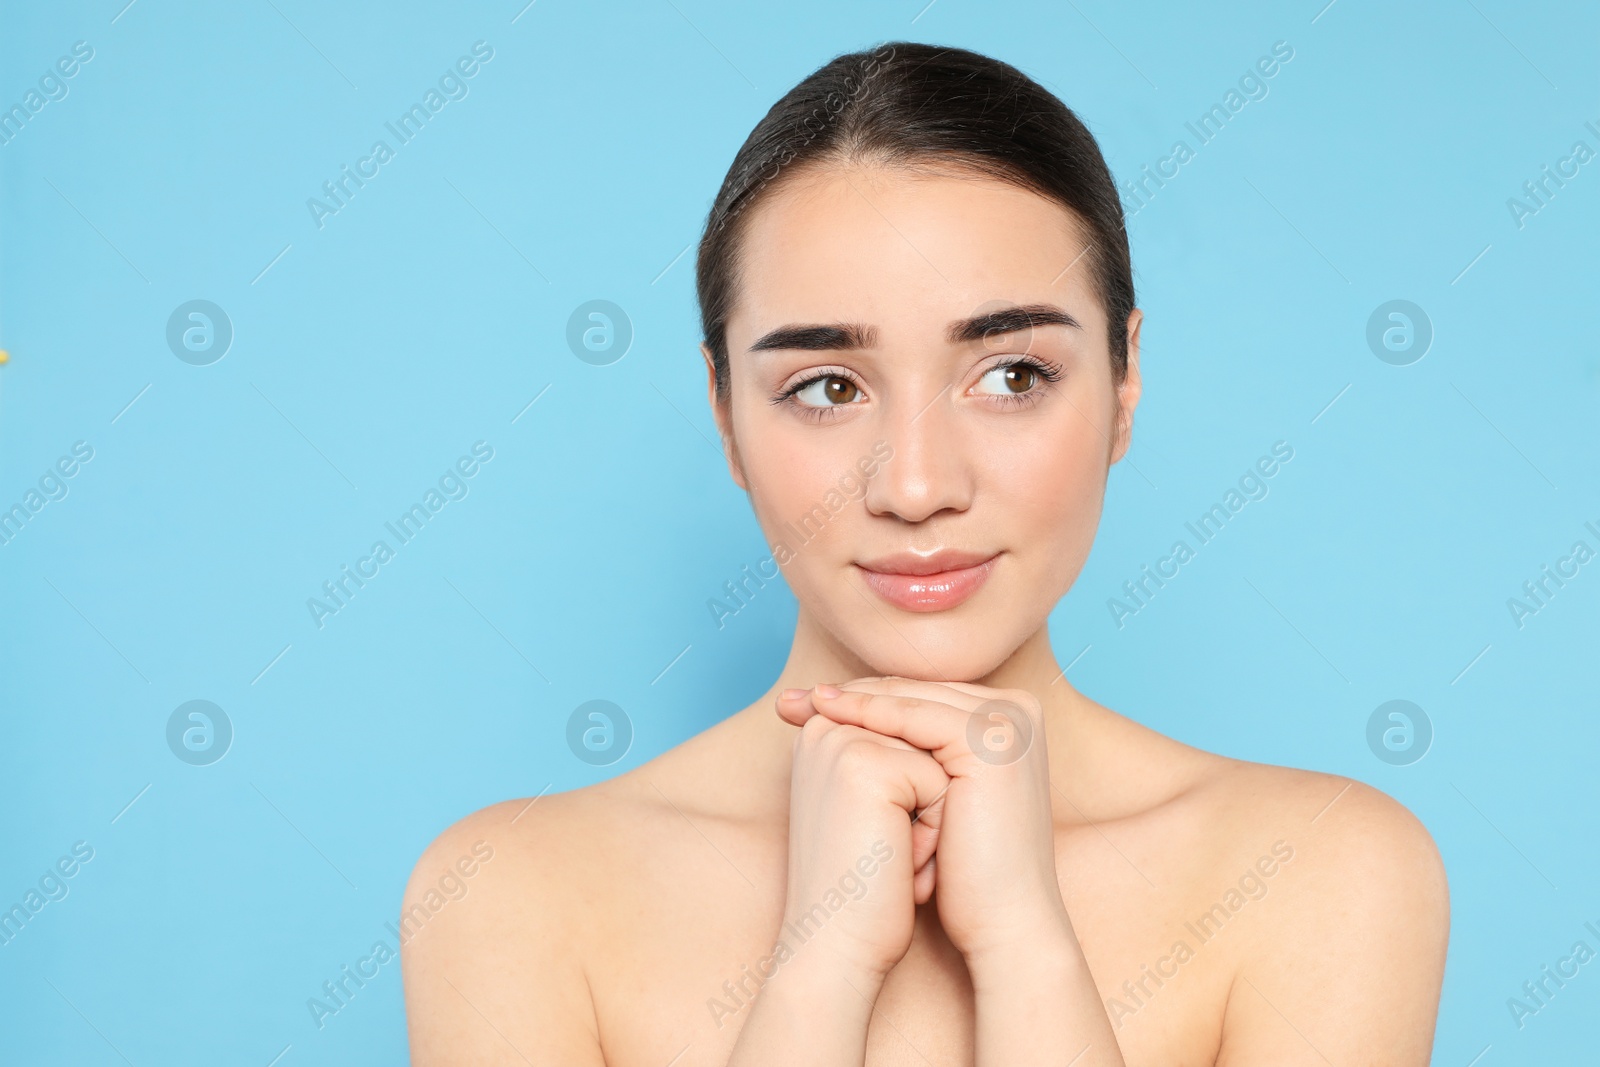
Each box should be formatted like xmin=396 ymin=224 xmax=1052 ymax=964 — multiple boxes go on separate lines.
xmin=1109 ymin=308 xmax=1143 ymax=465
xmin=701 ymin=342 xmax=748 ymax=490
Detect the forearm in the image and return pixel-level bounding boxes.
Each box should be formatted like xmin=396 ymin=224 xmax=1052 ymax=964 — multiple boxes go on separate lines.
xmin=969 ymin=927 xmax=1125 ymax=1067
xmin=725 ymin=948 xmax=884 ymax=1067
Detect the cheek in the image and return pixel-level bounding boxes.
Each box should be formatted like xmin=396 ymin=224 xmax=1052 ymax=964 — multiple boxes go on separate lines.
xmin=1001 ymin=447 xmax=1102 ymax=530
xmin=739 ymin=429 xmax=857 ymax=546
xmin=728 ymin=375 xmax=880 ymax=536
xmin=990 ymin=413 xmax=1108 ymax=570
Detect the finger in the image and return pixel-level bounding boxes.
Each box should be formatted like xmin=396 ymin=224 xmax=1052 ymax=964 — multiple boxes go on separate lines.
xmin=775 ymin=687 xmax=821 ymax=727
xmin=777 ymin=677 xmax=1015 ymax=726
xmin=908 ymin=786 xmax=949 ymax=869
xmin=779 ymin=690 xmax=945 ymax=759
xmin=828 ymin=679 xmax=1041 ymax=770
xmin=910 ymin=786 xmax=949 ymax=834
xmin=838 ymin=676 xmax=997 ymax=713
xmin=808 ymin=685 xmax=977 ymax=761
xmin=824 ymin=719 xmax=935 ymax=757
xmin=866 ymin=676 xmax=1037 ymax=711
xmin=838 ymin=678 xmax=1048 ymax=745
xmin=910 ymin=821 xmax=939 ymax=874
xmin=907 ymin=794 xmax=944 ymax=875
xmin=913 ymin=852 xmax=936 ymax=905
xmin=842 ymin=735 xmax=952 ymax=818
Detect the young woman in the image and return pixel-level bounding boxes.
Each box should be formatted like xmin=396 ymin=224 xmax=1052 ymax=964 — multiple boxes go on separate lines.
xmin=401 ymin=42 xmax=1449 ymax=1065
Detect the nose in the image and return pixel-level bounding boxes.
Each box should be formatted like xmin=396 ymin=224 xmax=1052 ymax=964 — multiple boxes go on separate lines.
xmin=862 ymin=383 xmax=976 ymax=523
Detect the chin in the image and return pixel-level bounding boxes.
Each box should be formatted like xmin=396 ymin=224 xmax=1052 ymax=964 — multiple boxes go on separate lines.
xmin=839 ymin=622 xmax=1020 ymax=684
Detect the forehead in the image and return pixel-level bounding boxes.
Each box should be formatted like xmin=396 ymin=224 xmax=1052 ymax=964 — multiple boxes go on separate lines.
xmin=727 ymin=163 xmax=1102 ymax=346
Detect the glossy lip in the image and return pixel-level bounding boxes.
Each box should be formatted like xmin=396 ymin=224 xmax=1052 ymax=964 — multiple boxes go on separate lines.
xmin=854 ymin=550 xmax=1001 ymax=612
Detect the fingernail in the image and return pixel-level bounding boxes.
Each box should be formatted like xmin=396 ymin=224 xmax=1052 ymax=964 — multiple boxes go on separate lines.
xmin=780 ymin=688 xmax=807 ymax=701
xmin=814 ymin=683 xmax=842 ymax=699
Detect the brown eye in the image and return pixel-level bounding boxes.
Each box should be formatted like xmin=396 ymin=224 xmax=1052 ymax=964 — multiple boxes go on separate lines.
xmin=1003 ymin=365 xmax=1035 ymax=393
xmin=975 ymin=362 xmax=1038 ymax=396
xmin=793 ymin=375 xmax=861 ymax=407
xmin=825 ymin=377 xmax=859 ymax=402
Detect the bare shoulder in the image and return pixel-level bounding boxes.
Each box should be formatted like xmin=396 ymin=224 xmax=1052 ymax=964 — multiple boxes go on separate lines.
xmin=1200 ymin=756 xmax=1449 ymax=925
xmin=399 ymin=717 xmax=761 ymax=1064
xmin=1187 ymin=755 xmax=1450 ymax=1063
xmin=399 ymin=788 xmax=616 ymax=1066
xmin=1097 ymin=715 xmax=1450 ymax=1061
xmin=1092 ymin=698 xmax=1448 ymax=908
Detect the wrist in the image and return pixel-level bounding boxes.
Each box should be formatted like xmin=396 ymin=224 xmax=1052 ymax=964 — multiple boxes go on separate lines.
xmin=962 ymin=909 xmax=1084 ymax=992
xmin=760 ymin=937 xmax=888 ymax=1015
xmin=727 ymin=940 xmax=888 ymax=1066
xmin=776 ymin=898 xmax=903 ymax=989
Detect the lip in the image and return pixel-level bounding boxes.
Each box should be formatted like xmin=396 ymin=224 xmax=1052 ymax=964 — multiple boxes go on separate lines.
xmin=854 ymin=550 xmax=1000 ymax=612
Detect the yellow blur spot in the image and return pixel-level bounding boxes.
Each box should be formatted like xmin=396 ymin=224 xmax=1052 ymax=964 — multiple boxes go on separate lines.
xmin=0 ymin=350 xmax=8 ymax=364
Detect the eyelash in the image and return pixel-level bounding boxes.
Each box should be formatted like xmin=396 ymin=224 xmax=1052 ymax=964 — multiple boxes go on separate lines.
xmin=770 ymin=356 xmax=1066 ymax=422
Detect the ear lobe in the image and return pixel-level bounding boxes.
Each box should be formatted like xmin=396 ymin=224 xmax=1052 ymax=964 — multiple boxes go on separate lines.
xmin=701 ymin=342 xmax=748 ymax=490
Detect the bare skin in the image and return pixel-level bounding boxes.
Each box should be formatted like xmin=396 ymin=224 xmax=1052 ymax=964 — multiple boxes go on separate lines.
xmin=401 ymin=163 xmax=1449 ymax=1065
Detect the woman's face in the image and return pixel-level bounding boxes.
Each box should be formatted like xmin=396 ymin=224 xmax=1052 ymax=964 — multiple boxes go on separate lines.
xmin=706 ymin=163 xmax=1142 ymax=682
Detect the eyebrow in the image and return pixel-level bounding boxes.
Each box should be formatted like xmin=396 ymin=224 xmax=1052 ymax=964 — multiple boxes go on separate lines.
xmin=746 ymin=302 xmax=1082 ymax=353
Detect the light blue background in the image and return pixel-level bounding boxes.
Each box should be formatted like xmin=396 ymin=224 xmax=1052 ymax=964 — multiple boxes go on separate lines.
xmin=2 ymin=0 xmax=1597 ymax=1063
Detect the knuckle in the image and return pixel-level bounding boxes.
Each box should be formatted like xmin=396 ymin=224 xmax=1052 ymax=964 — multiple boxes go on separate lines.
xmin=797 ymin=713 xmax=834 ymax=746
xmin=834 ymin=739 xmax=880 ymax=776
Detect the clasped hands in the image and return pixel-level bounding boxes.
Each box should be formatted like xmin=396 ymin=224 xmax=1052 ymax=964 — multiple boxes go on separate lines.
xmin=775 ymin=676 xmax=1075 ymax=979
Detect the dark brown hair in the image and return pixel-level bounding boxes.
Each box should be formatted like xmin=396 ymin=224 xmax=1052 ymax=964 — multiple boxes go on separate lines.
xmin=694 ymin=41 xmax=1135 ymax=402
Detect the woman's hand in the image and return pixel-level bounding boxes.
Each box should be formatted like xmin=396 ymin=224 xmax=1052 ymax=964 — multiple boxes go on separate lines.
xmin=775 ymin=692 xmax=952 ymax=984
xmin=778 ymin=678 xmax=1128 ymax=1066
xmin=724 ymin=699 xmax=952 ymax=1067
xmin=778 ymin=677 xmax=1074 ymax=971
